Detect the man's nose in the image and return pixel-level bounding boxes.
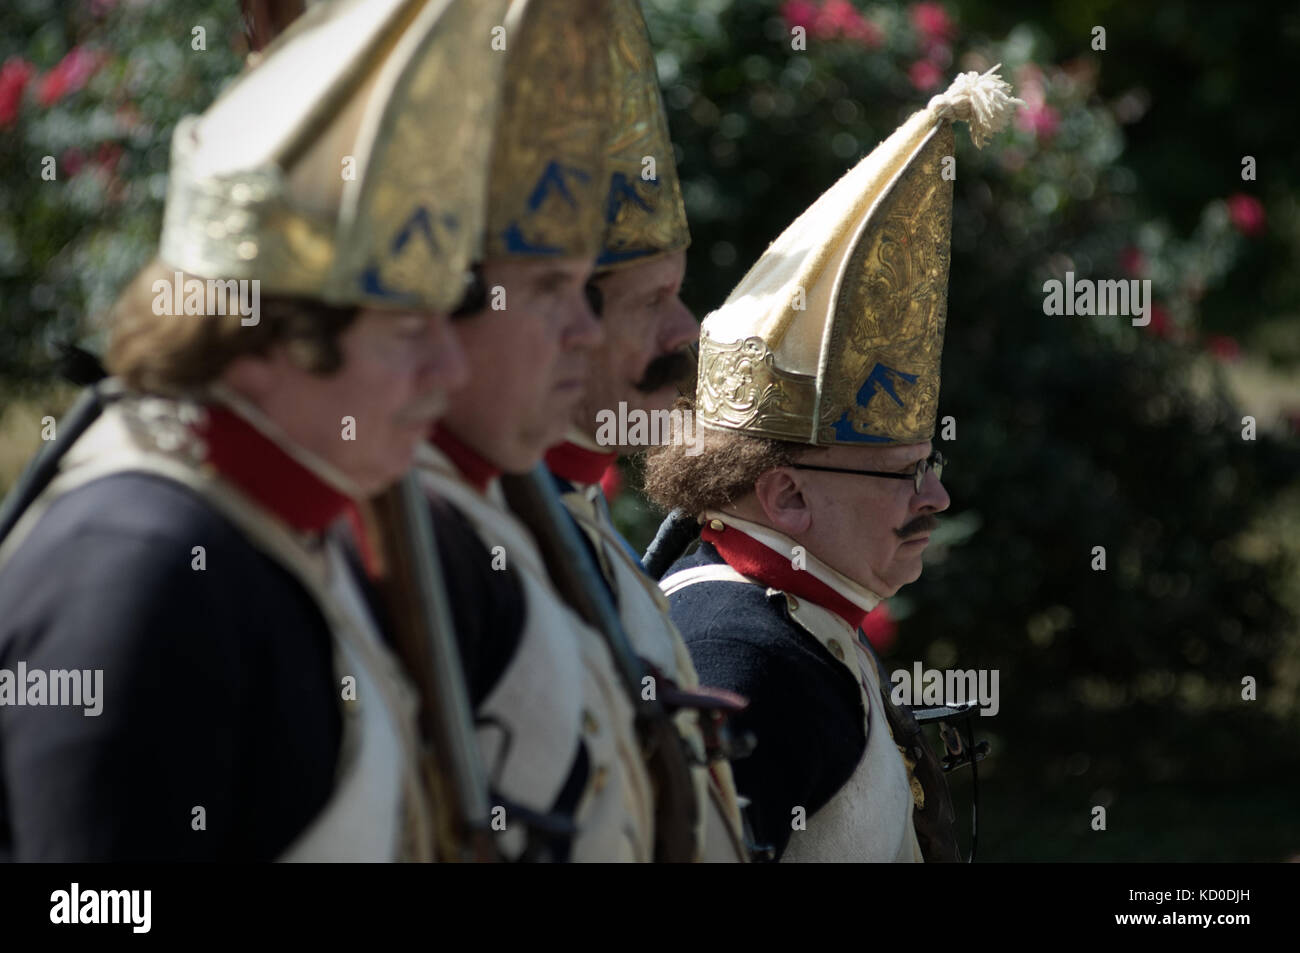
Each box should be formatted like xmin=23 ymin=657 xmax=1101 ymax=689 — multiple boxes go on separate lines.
xmin=429 ymin=313 xmax=471 ymax=394
xmin=659 ymin=296 xmax=698 ymax=354
xmin=914 ymin=468 xmax=950 ymax=514
xmin=563 ymin=284 xmax=604 ymax=350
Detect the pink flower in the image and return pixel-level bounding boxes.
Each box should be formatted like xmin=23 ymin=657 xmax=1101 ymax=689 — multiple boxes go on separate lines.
xmin=815 ymin=0 xmax=862 ymax=38
xmin=908 ymin=59 xmax=944 ymax=91
xmin=861 ymin=603 xmax=897 ymax=653
xmin=95 ymin=141 xmax=123 ymax=176
xmin=36 ymin=47 xmax=103 ymax=107
xmin=783 ymin=0 xmax=883 ymax=47
xmin=1204 ymin=334 xmax=1240 ymax=362
xmin=781 ymin=0 xmax=820 ymax=31
xmin=842 ymin=14 xmax=884 ymax=48
xmin=1119 ymin=245 xmax=1145 ymax=277
xmin=1016 ymin=102 xmax=1060 ymax=141
xmin=0 ymin=58 xmax=35 ymax=128
xmin=1226 ymin=194 xmax=1266 ymax=237
xmin=909 ymin=2 xmax=955 ymax=44
xmin=60 ymin=146 xmax=86 ymax=177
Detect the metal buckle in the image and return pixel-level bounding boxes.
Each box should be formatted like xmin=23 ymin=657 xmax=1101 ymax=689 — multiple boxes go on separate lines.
xmin=911 ymin=701 xmax=990 ymax=772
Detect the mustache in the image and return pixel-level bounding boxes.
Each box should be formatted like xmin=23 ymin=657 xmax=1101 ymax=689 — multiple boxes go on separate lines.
xmin=895 ymin=514 xmax=939 ymax=540
xmin=634 ymin=348 xmax=694 ymax=394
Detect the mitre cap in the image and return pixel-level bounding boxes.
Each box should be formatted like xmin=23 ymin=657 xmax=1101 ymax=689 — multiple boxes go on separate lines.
xmin=483 ymin=0 xmax=611 ymax=261
xmin=696 ymin=66 xmax=1023 ymax=446
xmin=595 ymin=0 xmax=689 ymax=270
xmin=159 ymin=0 xmax=514 ymax=313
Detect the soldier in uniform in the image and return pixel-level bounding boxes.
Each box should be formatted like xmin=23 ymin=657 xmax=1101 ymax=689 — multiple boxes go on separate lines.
xmin=416 ymin=0 xmax=669 ymax=862
xmin=644 ymin=68 xmax=1023 ymax=862
xmin=0 ymin=0 xmax=504 ymax=861
xmin=543 ymin=0 xmax=746 ymax=862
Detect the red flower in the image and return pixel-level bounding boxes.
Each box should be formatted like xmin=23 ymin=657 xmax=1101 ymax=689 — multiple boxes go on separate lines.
xmin=599 ymin=462 xmax=623 ymax=502
xmin=861 ymin=602 xmax=897 ymax=653
xmin=36 ymin=47 xmax=103 ymax=107
xmin=1226 ymin=193 xmax=1266 ymax=237
xmin=908 ymin=59 xmax=943 ymax=91
xmin=909 ymin=2 xmax=955 ymax=44
xmin=1204 ymin=334 xmax=1240 ymax=362
xmin=0 ymin=57 xmax=35 ymax=128
xmin=1016 ymin=102 xmax=1060 ymax=141
xmin=1144 ymin=303 xmax=1172 ymax=339
xmin=1119 ymin=245 xmax=1145 ymax=277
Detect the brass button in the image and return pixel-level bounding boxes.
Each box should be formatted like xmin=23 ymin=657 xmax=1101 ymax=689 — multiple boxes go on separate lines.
xmin=785 ymin=594 xmax=800 ymax=612
xmin=582 ymin=709 xmax=599 ymax=736
xmin=708 ymin=519 xmax=725 ymax=532
xmin=827 ymin=640 xmax=845 ymax=661
xmin=592 ymin=765 xmax=609 ymax=794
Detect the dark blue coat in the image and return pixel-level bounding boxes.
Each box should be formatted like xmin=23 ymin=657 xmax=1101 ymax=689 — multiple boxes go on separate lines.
xmin=664 ymin=541 xmax=866 ymax=860
xmin=0 ymin=473 xmax=340 ymax=861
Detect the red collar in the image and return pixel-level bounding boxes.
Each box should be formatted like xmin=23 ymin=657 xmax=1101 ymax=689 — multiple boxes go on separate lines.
xmin=196 ymin=404 xmax=352 ymax=534
xmin=430 ymin=426 xmax=501 ymax=493
xmin=545 ymin=440 xmax=617 ymax=486
xmin=702 ymin=521 xmax=873 ymax=631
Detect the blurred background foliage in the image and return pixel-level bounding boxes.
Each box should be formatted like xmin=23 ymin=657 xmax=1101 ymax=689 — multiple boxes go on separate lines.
xmin=1 ymin=0 xmax=1298 ymax=859
xmin=631 ymin=0 xmax=1300 ymax=861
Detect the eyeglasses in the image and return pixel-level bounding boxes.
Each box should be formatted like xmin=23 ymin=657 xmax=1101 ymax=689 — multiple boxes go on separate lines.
xmin=790 ymin=450 xmax=946 ymax=494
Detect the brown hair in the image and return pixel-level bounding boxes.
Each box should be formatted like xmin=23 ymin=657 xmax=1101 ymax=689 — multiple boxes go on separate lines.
xmin=642 ymin=397 xmax=810 ymax=516
xmin=105 ymin=259 xmax=359 ymax=397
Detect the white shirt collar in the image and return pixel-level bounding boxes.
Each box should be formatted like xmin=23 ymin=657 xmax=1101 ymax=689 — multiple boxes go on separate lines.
xmin=702 ymin=508 xmax=884 ymax=614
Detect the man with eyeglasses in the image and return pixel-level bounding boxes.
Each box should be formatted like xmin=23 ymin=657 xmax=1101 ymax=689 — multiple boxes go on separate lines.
xmin=643 ymin=66 xmax=1023 ymax=861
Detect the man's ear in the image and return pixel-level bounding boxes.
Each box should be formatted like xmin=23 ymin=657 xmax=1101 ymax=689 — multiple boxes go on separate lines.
xmin=754 ymin=467 xmax=812 ymax=536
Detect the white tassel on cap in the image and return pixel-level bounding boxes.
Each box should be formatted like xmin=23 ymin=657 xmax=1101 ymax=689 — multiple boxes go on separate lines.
xmin=926 ymin=63 xmax=1025 ymax=148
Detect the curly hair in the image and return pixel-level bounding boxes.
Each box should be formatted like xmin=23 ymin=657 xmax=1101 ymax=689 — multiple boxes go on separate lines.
xmin=642 ymin=397 xmax=810 ymax=517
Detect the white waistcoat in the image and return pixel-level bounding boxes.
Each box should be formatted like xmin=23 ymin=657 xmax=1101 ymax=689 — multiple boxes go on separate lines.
xmin=661 ymin=514 xmax=924 ymax=863
xmin=557 ymin=481 xmax=747 ymax=863
xmin=0 ymin=398 xmax=430 ymax=862
xmin=415 ymin=446 xmax=655 ymax=861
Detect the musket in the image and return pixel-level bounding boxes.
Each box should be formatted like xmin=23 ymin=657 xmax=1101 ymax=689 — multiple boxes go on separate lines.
xmin=239 ymin=0 xmax=306 ymax=52
xmin=369 ymin=474 xmax=499 ymax=862
xmin=500 ymin=466 xmax=699 ymax=863
xmin=0 ymin=379 xmax=121 ymax=548
xmin=642 ymin=506 xmax=699 ymax=581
